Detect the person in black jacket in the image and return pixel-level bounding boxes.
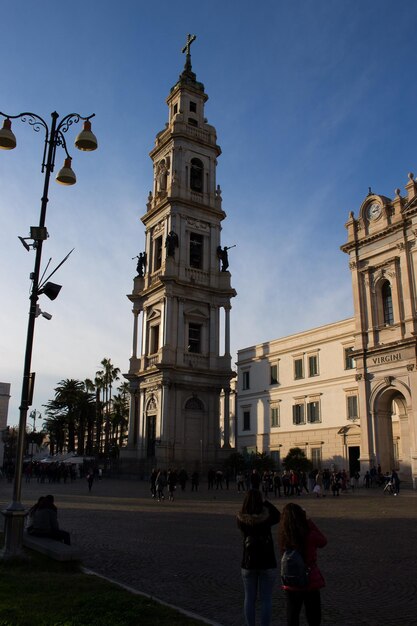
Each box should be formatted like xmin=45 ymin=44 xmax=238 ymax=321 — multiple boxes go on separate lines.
xmin=237 ymin=489 xmax=281 ymax=626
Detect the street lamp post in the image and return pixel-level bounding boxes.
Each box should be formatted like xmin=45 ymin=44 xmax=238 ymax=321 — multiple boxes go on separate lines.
xmin=0 ymin=111 xmax=98 ymax=558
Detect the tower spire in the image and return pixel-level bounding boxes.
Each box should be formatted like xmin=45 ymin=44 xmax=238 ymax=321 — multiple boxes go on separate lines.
xmin=174 ymin=33 xmax=205 ymax=92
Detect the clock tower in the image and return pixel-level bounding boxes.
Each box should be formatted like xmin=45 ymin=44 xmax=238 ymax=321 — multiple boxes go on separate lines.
xmin=342 ymin=176 xmax=417 ymax=486
xmin=123 ymin=37 xmax=236 ymax=474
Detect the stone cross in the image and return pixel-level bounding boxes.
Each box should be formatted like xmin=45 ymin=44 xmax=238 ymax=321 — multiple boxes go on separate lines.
xmin=182 ymin=34 xmax=196 ymax=56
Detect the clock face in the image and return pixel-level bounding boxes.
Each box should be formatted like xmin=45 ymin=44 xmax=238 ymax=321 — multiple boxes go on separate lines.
xmin=367 ymin=202 xmax=382 ymax=220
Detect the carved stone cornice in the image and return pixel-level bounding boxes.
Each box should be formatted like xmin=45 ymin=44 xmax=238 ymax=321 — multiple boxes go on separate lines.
xmin=186 ymin=217 xmax=210 ymax=231
xmin=341 ymin=222 xmax=405 ymax=253
xmin=153 ymin=220 xmax=165 ymax=234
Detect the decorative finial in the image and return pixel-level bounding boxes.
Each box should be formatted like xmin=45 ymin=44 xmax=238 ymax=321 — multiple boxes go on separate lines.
xmin=395 ymin=188 xmax=401 ymax=197
xmin=368 ymin=187 xmax=372 ymax=196
xmin=408 ymin=172 xmax=414 ymax=181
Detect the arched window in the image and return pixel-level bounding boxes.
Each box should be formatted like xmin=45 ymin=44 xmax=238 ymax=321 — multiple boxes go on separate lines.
xmin=382 ymin=281 xmax=394 ymax=325
xmin=185 ymin=396 xmax=204 ymax=410
xmin=190 ymin=158 xmax=203 ymax=192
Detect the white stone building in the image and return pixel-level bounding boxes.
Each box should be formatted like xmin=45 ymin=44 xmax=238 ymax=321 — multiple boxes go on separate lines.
xmin=236 ymin=319 xmax=359 ymax=473
xmin=237 ymin=174 xmax=417 ymax=488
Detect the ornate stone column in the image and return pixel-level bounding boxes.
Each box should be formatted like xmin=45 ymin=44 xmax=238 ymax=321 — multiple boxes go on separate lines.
xmin=224 ymin=305 xmax=231 ymax=357
xmin=223 ymin=386 xmax=231 ymax=448
xmin=132 ymin=310 xmax=139 ymax=358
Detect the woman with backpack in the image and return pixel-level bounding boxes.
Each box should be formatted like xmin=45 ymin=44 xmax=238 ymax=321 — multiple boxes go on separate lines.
xmin=278 ymin=503 xmax=327 ymax=626
xmin=237 ymin=489 xmax=280 ymax=626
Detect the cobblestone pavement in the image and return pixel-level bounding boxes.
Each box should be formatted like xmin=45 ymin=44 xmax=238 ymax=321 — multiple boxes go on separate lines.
xmin=1 ymin=478 xmax=417 ymax=626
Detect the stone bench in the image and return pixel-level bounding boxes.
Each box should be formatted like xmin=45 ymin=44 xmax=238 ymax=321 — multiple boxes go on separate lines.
xmin=23 ymin=532 xmax=81 ymax=562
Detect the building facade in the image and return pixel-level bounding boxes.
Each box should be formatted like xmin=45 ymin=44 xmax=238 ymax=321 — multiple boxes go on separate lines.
xmin=342 ymin=175 xmax=417 ymax=487
xmin=237 ymin=175 xmax=417 ymax=487
xmin=123 ymin=41 xmax=236 ymax=473
xmin=236 ymin=319 xmax=359 ymax=474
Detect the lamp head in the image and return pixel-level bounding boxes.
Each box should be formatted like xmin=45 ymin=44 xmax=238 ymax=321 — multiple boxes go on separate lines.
xmin=56 ymin=157 xmax=76 ymax=185
xmin=74 ymin=120 xmax=98 ymax=152
xmin=38 ymin=281 xmax=62 ymax=301
xmin=0 ymin=118 xmax=17 ymax=150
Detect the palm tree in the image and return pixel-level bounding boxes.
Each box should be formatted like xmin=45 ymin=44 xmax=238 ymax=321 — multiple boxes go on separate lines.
xmin=118 ymin=381 xmax=130 ymax=401
xmin=42 ymin=413 xmax=67 ymax=455
xmin=84 ymin=378 xmax=97 ymax=456
xmin=93 ymin=371 xmax=106 ymax=455
xmin=44 ymin=379 xmax=96 ymax=455
xmin=111 ymin=391 xmax=129 ymax=448
xmin=55 ymin=379 xmax=84 ymax=452
xmin=99 ymin=358 xmax=120 ymax=455
xmin=76 ymin=384 xmax=96 ymax=456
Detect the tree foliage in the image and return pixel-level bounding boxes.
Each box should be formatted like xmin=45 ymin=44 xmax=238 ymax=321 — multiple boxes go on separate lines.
xmin=282 ymin=447 xmax=313 ymax=472
xmin=41 ymin=360 xmax=129 ymax=458
xmin=223 ymin=452 xmax=246 ymax=473
xmin=224 ymin=450 xmax=277 ymax=474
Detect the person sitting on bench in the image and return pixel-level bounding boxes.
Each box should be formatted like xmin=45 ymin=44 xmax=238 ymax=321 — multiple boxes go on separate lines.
xmin=27 ymin=495 xmax=71 ymax=545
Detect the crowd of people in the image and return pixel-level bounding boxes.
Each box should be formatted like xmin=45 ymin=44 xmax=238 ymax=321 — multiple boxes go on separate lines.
xmin=237 ymin=465 xmax=400 ymax=499
xmin=147 ymin=464 xmax=400 ymax=505
xmin=149 ymin=468 xmax=201 ymax=501
xmin=22 ymin=461 xmax=79 ymax=484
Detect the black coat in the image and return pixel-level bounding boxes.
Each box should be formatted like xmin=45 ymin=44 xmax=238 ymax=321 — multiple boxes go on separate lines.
xmin=237 ymin=500 xmax=280 ymax=570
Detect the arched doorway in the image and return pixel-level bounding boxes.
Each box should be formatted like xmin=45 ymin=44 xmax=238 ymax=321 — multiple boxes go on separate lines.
xmin=371 ymin=386 xmax=409 ymax=479
xmin=184 ymin=395 xmax=205 ymax=469
xmin=146 ymin=396 xmax=157 ymax=458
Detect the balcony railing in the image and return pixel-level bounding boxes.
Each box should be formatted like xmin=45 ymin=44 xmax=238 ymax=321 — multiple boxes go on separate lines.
xmin=185 ymin=267 xmax=210 ymax=285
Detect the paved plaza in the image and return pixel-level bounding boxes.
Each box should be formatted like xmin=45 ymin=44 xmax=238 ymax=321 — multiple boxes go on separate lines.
xmin=1 ymin=477 xmax=417 ymax=626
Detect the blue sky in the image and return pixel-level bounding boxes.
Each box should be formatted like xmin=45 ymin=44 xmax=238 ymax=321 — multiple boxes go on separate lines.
xmin=2 ymin=0 xmax=417 ymax=424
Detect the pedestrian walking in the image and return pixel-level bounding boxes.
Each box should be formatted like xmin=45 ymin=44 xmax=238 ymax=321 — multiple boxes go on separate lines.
xmin=273 ymin=472 xmax=282 ymax=498
xmin=87 ymin=469 xmax=94 ymax=492
xmin=167 ymin=469 xmax=177 ymax=501
xmin=237 ymin=471 xmax=246 ymax=492
xmin=150 ymin=468 xmax=157 ymax=498
xmin=156 ymin=469 xmax=167 ymax=501
xmin=391 ymin=469 xmax=400 ymax=495
xmin=191 ymin=471 xmax=200 ymax=491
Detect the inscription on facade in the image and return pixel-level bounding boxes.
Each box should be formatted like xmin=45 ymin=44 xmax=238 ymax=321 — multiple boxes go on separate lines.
xmin=372 ymin=352 xmax=402 ymax=365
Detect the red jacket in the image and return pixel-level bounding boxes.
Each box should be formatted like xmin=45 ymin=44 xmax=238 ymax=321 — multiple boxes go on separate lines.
xmin=282 ymin=518 xmax=327 ymax=591
xmin=304 ymin=519 xmax=327 ymax=590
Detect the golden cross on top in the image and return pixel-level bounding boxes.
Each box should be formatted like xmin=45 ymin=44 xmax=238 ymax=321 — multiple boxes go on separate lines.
xmin=182 ymin=33 xmax=196 ymax=56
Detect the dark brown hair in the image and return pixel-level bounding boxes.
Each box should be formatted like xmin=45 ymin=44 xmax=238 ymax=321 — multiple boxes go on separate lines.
xmin=240 ymin=489 xmax=264 ymax=515
xmin=278 ymin=502 xmax=308 ymax=554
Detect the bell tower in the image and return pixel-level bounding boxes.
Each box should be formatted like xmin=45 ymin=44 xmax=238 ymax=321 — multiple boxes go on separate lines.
xmin=124 ymin=36 xmax=236 ymax=473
